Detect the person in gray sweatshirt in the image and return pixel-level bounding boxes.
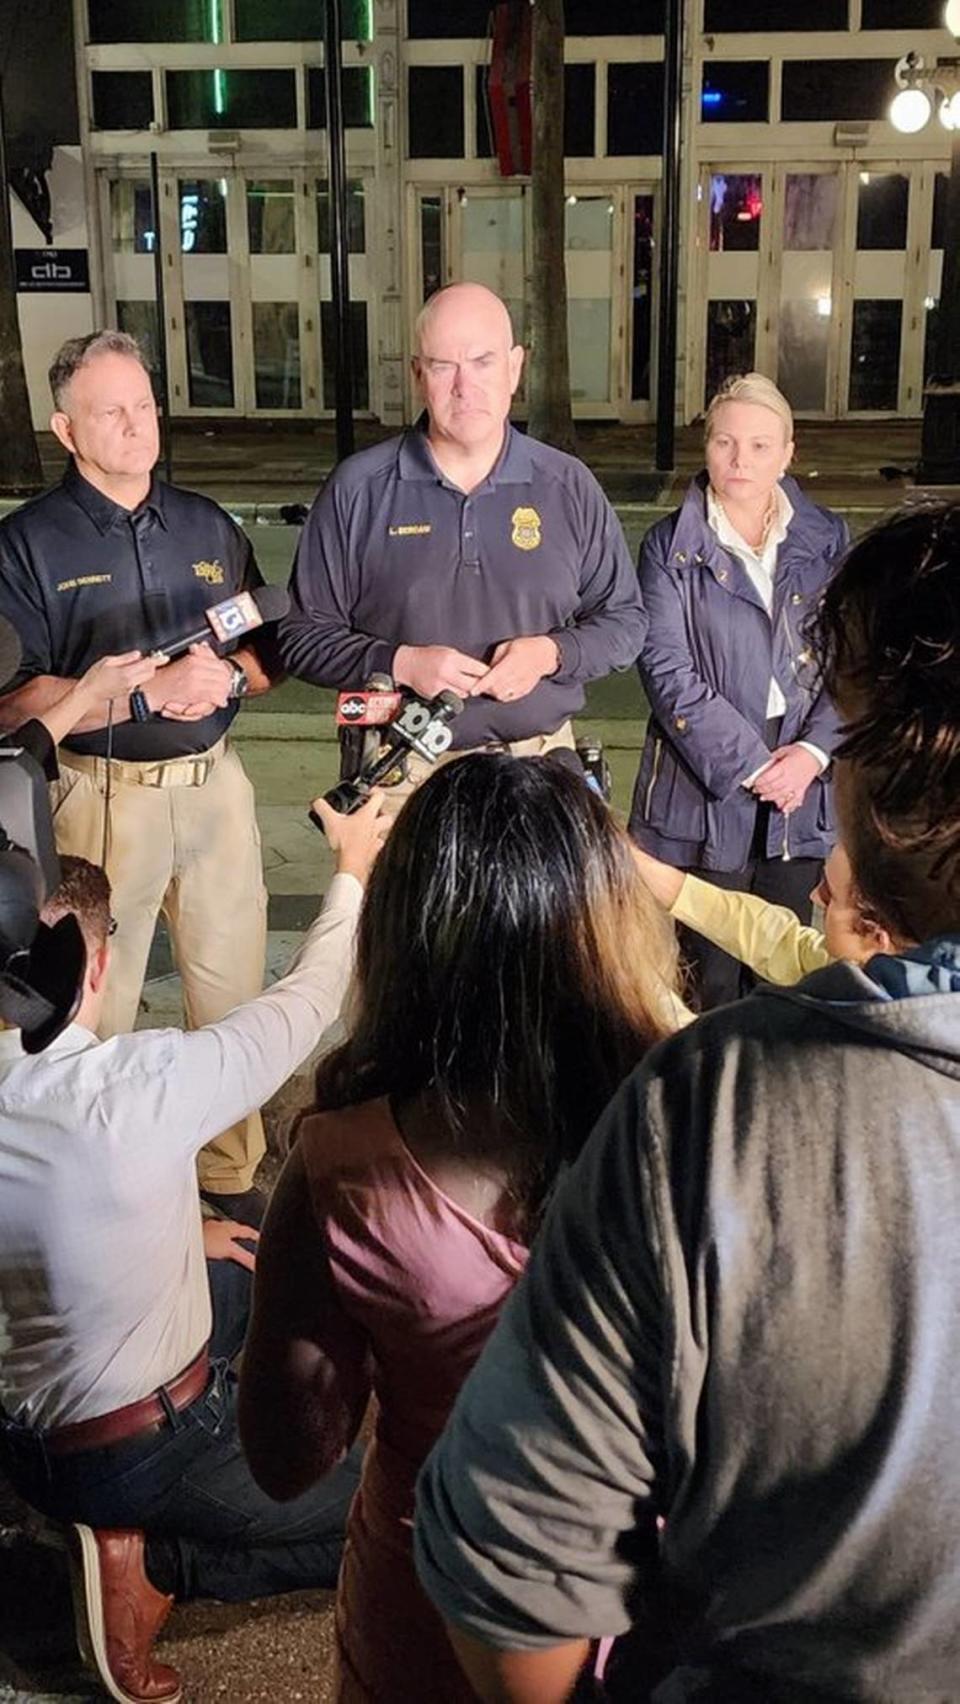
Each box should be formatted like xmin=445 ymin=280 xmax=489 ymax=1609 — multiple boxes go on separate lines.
xmin=414 ymin=500 xmax=960 ymax=1704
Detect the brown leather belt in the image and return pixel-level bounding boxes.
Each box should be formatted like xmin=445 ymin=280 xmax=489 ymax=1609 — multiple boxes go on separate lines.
xmin=44 ymin=1348 xmax=211 ymax=1457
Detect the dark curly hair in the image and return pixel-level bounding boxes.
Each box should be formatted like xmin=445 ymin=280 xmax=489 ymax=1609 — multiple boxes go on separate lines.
xmin=811 ymin=501 xmax=960 ymax=941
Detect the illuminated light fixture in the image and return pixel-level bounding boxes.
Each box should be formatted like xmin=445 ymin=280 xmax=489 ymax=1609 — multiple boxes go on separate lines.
xmin=889 ymin=86 xmax=933 ymax=132
xmin=950 ymin=89 xmax=960 ymax=126
xmin=939 ymin=96 xmax=957 ymax=129
xmin=946 ymin=0 xmax=960 ymax=37
xmin=567 ymin=194 xmax=578 ymax=205
xmin=702 ymin=90 xmax=723 ymax=106
xmin=860 ymin=170 xmax=870 ymax=184
xmin=925 ymin=295 xmax=937 ymax=310
xmin=816 ymin=295 xmax=832 ymax=317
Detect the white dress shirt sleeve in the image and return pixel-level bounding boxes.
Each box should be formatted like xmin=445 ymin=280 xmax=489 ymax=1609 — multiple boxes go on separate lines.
xmin=171 ymin=872 xmax=363 ymax=1153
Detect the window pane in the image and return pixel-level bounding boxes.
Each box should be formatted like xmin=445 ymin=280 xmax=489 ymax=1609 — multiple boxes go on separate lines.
xmin=317 ymin=180 xmax=366 ymax=253
xmin=566 ymin=195 xmax=613 ymax=251
xmin=185 ymin=301 xmax=234 ymax=407
xmin=856 ymin=173 xmax=908 ymax=251
xmin=476 ymin=66 xmax=494 ymax=158
xmin=408 ymin=0 xmax=492 ymax=32
xmin=632 ymin=193 xmax=654 ymax=402
xmin=116 ymin=302 xmax=160 ymax=389
xmin=421 ymin=195 xmax=443 ymax=301
xmin=569 ymin=299 xmax=611 ymax=401
xmin=861 ymin=0 xmax=943 ymax=22
xmin=235 ymin=0 xmax=372 ymax=40
xmin=705 ymin=0 xmax=845 ymax=24
xmin=849 ymin=301 xmax=900 ymax=410
xmin=167 ymin=69 xmax=296 ymax=129
xmin=701 ymin=61 xmax=769 ymax=123
xmin=91 ymin=72 xmax=153 ymax=130
xmin=706 ymin=300 xmax=756 ymax=406
xmin=778 ymin=300 xmax=830 ymax=412
xmin=607 ymin=63 xmax=663 ymax=155
xmin=110 ymin=181 xmax=157 ymax=253
xmin=179 ymin=180 xmax=227 ymax=254
xmin=407 ymin=67 xmax=464 ymax=157
xmin=89 ymin=0 xmax=221 ymax=41
xmin=781 ymin=59 xmax=892 ymax=122
xmin=564 ymin=65 xmax=595 ymax=157
xmin=253 ymin=303 xmax=301 ymax=408
xmin=709 ymin=173 xmax=762 ymax=252
xmin=566 ymin=0 xmax=664 ymax=28
xmin=784 ymin=174 xmax=838 ymax=251
xmin=247 ymin=181 xmax=296 ymax=253
xmin=321 ymin=301 xmax=369 ymax=409
xmin=924 ymin=300 xmax=941 ymax=383
xmin=306 ymin=66 xmax=376 ymax=128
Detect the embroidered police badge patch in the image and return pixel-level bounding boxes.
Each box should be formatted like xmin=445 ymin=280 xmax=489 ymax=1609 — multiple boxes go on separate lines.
xmin=511 ymin=506 xmax=541 ymax=551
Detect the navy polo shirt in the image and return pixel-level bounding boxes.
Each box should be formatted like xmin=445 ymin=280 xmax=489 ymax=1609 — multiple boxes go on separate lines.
xmin=280 ymin=424 xmax=646 ymax=748
xmin=0 ymin=463 xmax=263 ymax=760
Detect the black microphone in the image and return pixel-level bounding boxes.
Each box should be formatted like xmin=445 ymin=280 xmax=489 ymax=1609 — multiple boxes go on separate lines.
xmin=149 ymin=584 xmax=289 ymax=662
xmin=313 ymin=689 xmax=464 ymax=823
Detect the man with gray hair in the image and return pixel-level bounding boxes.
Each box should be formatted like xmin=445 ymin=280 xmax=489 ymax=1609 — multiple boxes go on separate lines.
xmin=279 ymin=282 xmax=646 ymax=801
xmin=0 ymin=331 xmax=276 ymax=1224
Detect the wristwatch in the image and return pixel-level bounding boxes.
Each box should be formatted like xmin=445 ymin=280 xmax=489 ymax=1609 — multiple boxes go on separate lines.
xmin=129 ymin=687 xmax=152 ymax=723
xmin=226 ymin=660 xmax=250 ymax=700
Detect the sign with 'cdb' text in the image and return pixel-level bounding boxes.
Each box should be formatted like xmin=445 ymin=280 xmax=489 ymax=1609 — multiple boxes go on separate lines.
xmin=15 ymin=249 xmax=90 ymax=293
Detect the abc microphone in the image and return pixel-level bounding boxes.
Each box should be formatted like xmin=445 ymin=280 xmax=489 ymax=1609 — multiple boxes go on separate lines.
xmin=336 ymin=673 xmax=402 ymax=782
xmin=313 ymin=689 xmax=464 ymax=824
xmin=149 ymin=584 xmax=290 ymax=662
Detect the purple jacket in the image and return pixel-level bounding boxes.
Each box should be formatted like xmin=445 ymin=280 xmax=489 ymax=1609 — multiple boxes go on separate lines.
xmin=628 ymin=474 xmax=849 ymax=871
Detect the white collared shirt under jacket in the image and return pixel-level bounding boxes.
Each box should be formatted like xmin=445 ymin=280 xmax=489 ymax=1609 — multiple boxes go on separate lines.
xmin=0 ymin=874 xmax=361 ymax=1430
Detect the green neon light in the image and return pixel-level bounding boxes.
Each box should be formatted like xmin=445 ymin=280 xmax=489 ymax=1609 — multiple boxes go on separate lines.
xmin=208 ymin=0 xmax=225 ymax=116
xmin=362 ymin=0 xmax=373 ymax=42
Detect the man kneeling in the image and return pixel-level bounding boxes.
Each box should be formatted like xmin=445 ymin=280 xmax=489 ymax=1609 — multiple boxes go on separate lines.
xmin=0 ymin=795 xmax=386 ymax=1704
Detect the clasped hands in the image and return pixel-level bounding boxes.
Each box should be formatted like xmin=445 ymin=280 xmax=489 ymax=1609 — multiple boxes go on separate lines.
xmin=82 ymin=643 xmax=236 ymax=725
xmin=393 ymin=635 xmax=560 ymax=704
xmin=749 ymin=743 xmax=822 ymax=815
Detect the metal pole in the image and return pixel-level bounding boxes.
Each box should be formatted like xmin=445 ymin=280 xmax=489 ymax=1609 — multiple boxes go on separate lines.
xmin=149 ymin=150 xmax=173 ymax=486
xmin=655 ymin=0 xmax=683 ymax=474
xmin=324 ymin=0 xmax=355 ymax=462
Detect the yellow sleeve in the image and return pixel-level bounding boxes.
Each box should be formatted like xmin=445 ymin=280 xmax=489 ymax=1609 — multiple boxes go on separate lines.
xmin=670 ymin=874 xmax=832 ymax=986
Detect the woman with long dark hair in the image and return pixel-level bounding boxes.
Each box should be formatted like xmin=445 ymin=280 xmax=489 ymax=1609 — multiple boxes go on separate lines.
xmin=239 ymin=751 xmax=680 ymax=1702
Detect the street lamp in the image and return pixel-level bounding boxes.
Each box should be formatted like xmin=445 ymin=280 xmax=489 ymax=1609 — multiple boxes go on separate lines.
xmin=888 ymin=14 xmax=960 ymax=482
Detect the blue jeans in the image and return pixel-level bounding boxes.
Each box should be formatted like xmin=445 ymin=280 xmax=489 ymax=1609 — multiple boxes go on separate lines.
xmin=0 ymin=1261 xmax=362 ymax=1603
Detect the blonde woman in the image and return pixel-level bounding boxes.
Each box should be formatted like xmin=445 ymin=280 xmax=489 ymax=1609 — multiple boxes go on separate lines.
xmin=629 ymin=373 xmax=849 ymax=1008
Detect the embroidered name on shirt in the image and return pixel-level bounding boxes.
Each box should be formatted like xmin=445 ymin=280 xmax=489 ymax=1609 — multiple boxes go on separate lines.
xmin=56 ymin=574 xmax=112 ymax=592
xmin=511 ymin=507 xmax=542 ymax=552
xmin=389 ymin=524 xmax=432 ymax=538
xmin=193 ymin=559 xmax=225 ymax=584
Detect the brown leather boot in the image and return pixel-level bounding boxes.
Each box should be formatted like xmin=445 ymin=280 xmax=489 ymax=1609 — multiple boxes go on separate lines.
xmin=68 ymin=1524 xmax=182 ymax=1704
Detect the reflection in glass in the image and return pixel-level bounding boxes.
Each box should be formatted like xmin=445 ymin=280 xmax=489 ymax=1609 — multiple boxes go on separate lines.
xmin=632 ymin=194 xmax=654 ymax=402
xmin=247 ymin=181 xmax=296 ymax=254
xmin=784 ymin=174 xmax=837 ymax=251
xmin=705 ymin=300 xmax=756 ymax=405
xmin=778 ymin=300 xmax=829 ymax=412
xmin=321 ymin=302 xmax=369 ymax=410
xmin=167 ymin=68 xmax=297 ymax=129
xmin=117 ymin=302 xmax=159 ymax=385
xmin=110 ymin=182 xmax=156 ymax=253
xmin=317 ymin=181 xmax=366 ymax=254
xmin=568 ymin=300 xmax=611 ymax=402
xmin=253 ymin=303 xmax=301 ymax=409
xmin=709 ymin=174 xmax=762 ymax=252
xmin=848 ymin=301 xmax=901 ymax=410
xmin=420 ymin=196 xmax=443 ymax=301
xmin=185 ymin=302 xmax=234 ymax=407
xmin=565 ymin=196 xmax=613 ymax=252
xmin=179 ymin=180 xmax=227 ymax=254
xmin=701 ymin=60 xmax=769 ymax=123
xmin=856 ymin=174 xmax=908 ymax=250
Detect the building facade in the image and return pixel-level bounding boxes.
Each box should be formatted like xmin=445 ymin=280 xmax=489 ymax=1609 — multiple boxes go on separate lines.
xmin=8 ymin=0 xmax=951 ymax=428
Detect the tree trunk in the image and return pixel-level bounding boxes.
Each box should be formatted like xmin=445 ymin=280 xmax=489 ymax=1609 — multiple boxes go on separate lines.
xmin=526 ymin=0 xmax=575 ymax=453
xmin=0 ymin=86 xmax=43 ymax=495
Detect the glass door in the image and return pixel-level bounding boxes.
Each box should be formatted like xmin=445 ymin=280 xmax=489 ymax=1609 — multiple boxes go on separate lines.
xmin=564 ymin=190 xmax=620 ymax=417
xmin=698 ymin=166 xmax=769 ymax=410
xmin=625 ymin=189 xmax=657 ymax=424
xmin=102 ymin=176 xmax=160 ymax=385
xmin=842 ymin=168 xmax=910 ymax=416
xmin=776 ymin=168 xmax=840 ymax=417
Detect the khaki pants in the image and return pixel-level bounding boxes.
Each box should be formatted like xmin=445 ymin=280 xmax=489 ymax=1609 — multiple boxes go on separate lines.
xmin=375 ymin=720 xmax=577 ymax=819
xmin=51 ymin=741 xmax=268 ymax=1194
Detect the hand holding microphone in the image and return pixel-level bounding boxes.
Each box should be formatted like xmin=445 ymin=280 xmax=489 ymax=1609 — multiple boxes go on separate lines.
xmin=144 ymin=585 xmax=289 ymax=722
xmin=313 ymin=680 xmax=464 ymax=825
